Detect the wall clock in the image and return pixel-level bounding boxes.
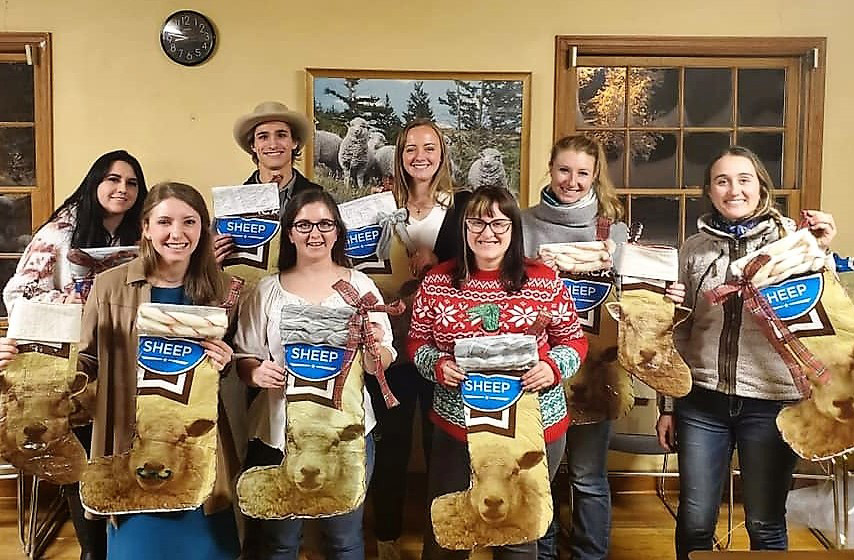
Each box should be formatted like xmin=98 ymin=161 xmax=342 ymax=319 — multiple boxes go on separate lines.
xmin=160 ymin=10 xmax=216 ymax=66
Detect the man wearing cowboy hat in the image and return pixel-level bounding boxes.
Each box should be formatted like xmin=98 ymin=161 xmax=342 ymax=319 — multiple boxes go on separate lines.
xmin=215 ymin=101 xmax=321 ymax=262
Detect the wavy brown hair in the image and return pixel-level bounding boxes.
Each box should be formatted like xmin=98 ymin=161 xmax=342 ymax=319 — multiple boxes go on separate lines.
xmin=392 ymin=119 xmax=457 ymax=212
xmin=549 ymin=135 xmax=623 ymax=221
xmin=277 ymin=188 xmax=349 ymax=271
xmin=140 ymin=182 xmax=223 ymax=305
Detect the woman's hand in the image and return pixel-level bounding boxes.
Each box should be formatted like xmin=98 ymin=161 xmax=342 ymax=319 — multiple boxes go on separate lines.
xmin=201 ymin=338 xmax=233 ymax=372
xmin=539 ymin=254 xmax=558 ymax=272
xmin=521 ymin=361 xmax=555 ymax=392
xmin=410 ymin=248 xmax=438 ymax=278
xmin=802 ymin=210 xmax=837 ymax=250
xmin=656 ymin=414 xmax=677 ymax=452
xmin=213 ymin=233 xmax=236 ymax=266
xmin=665 ymin=282 xmax=686 ymax=305
xmin=0 ymin=338 xmax=18 ymax=370
xmin=438 ymin=358 xmax=466 ymax=388
xmin=362 ymin=322 xmax=387 ymax=374
xmin=248 ymin=359 xmax=286 ymax=389
xmin=62 ymin=291 xmax=83 ymax=305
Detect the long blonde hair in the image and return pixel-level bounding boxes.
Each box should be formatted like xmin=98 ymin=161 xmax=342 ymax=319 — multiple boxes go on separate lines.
xmin=140 ymin=182 xmax=223 ymax=305
xmin=549 ymin=135 xmax=623 ymax=221
xmin=391 ymin=119 xmax=457 ymax=211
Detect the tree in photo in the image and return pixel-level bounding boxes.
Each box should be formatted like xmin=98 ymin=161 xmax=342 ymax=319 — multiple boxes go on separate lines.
xmin=402 ymin=81 xmax=435 ymax=122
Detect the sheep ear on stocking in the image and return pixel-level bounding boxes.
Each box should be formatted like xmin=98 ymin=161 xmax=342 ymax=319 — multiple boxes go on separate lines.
xmin=80 ymin=304 xmax=227 ymax=514
xmin=607 ymin=244 xmax=692 ymax=398
xmin=720 ymin=230 xmax=854 ymax=460
xmin=212 ymin=183 xmax=281 ymax=292
xmin=431 ymin=335 xmax=551 ymax=550
xmin=1 ymin=300 xmax=88 ymax=485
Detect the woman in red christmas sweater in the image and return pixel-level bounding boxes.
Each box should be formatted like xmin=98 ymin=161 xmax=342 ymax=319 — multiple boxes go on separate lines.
xmin=407 ymin=186 xmax=588 ymax=560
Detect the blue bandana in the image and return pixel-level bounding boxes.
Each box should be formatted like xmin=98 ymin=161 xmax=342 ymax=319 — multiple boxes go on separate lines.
xmin=710 ymin=214 xmax=765 ymax=238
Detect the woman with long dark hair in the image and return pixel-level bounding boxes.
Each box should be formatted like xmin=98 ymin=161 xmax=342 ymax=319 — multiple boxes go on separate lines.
xmin=3 ymin=149 xmax=146 ymax=313
xmin=408 ymin=186 xmax=588 ymax=560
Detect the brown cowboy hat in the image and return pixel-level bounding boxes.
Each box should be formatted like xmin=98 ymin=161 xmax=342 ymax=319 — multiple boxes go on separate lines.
xmin=233 ymin=101 xmax=311 ymax=155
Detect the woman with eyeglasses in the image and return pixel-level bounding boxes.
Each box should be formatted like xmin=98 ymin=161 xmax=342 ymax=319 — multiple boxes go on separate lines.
xmin=407 ymin=186 xmax=588 ymax=560
xmin=233 ymin=188 xmax=395 ymax=559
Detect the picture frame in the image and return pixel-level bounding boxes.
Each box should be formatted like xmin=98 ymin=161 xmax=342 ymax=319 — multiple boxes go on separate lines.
xmin=305 ymin=68 xmax=532 ymax=204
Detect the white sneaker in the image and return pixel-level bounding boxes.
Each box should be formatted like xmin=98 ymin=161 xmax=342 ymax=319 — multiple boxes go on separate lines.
xmin=376 ymin=539 xmax=401 ymax=560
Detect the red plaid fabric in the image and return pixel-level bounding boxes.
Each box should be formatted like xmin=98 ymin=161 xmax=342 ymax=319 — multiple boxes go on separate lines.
xmin=706 ymin=254 xmax=829 ymax=399
xmin=66 ymin=248 xmax=138 ymax=274
xmin=596 ymin=217 xmax=612 ymax=242
xmin=333 ymin=279 xmax=405 ymax=409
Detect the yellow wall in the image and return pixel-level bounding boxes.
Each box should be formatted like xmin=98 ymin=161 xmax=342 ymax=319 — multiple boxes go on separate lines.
xmin=3 ymin=0 xmax=854 ymax=244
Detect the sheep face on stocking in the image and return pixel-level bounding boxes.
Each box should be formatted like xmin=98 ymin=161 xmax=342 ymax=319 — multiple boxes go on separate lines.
xmin=469 ymin=447 xmax=544 ymax=524
xmin=129 ymin=417 xmax=215 ymax=491
xmin=286 ymin=423 xmax=363 ymax=492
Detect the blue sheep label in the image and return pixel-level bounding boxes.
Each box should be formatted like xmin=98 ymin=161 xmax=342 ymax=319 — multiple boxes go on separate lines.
xmin=461 ymin=373 xmax=524 ymax=413
xmin=285 ymin=343 xmax=347 ymax=382
xmin=215 ymin=217 xmax=280 ymax=249
xmin=138 ymin=336 xmax=206 ymax=375
xmin=345 ymin=225 xmax=382 ymax=259
xmin=561 ymin=278 xmax=612 ymax=313
xmin=759 ymin=273 xmax=823 ymax=321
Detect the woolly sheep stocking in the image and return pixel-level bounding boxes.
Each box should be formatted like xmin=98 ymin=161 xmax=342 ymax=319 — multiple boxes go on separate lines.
xmin=431 ymin=335 xmax=551 ymax=550
xmin=720 ymin=229 xmax=854 ymax=460
xmin=606 ymin=244 xmax=692 ymax=398
xmin=2 ymin=300 xmax=87 ymax=485
xmin=238 ymin=304 xmax=369 ymax=519
xmin=80 ymin=304 xmax=226 ymax=514
xmin=213 ymin=183 xmax=281 ymax=292
xmin=540 ymin=241 xmax=634 ymax=424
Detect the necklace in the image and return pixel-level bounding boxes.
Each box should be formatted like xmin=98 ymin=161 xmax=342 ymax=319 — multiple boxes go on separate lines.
xmin=407 ymin=200 xmax=434 ymax=219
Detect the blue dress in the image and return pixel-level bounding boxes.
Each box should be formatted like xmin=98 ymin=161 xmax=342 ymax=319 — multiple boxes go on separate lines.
xmin=106 ymin=286 xmax=240 ymax=560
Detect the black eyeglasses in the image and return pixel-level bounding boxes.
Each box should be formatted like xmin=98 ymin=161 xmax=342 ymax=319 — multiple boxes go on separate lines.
xmin=291 ymin=219 xmax=337 ymax=234
xmin=465 ymin=218 xmax=512 ymax=234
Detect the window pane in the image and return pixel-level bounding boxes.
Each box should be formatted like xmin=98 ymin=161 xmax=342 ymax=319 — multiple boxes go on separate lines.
xmin=577 ymin=67 xmax=625 ymax=127
xmin=684 ymin=68 xmax=732 ymax=127
xmin=775 ymin=195 xmax=789 ymax=217
xmin=738 ymin=68 xmax=785 ymax=126
xmin=629 ymin=132 xmax=677 ymax=187
xmin=0 ymin=258 xmax=19 ymax=316
xmin=0 ymin=127 xmax=36 ymax=185
xmin=0 ymin=63 xmax=34 ymax=122
xmin=590 ymin=131 xmax=625 ymax=187
xmin=737 ymin=132 xmax=783 ymax=187
xmin=683 ymin=132 xmax=731 ymax=187
xmin=0 ymin=194 xmax=32 ymax=252
xmin=629 ymin=68 xmax=678 ymax=127
xmin=631 ymin=196 xmax=679 ymax=246
xmin=685 ymin=196 xmax=708 ymax=239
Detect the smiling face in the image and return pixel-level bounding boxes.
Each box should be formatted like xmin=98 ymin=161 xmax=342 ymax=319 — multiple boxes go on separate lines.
xmin=548 ymin=149 xmax=596 ymax=204
xmin=96 ymin=160 xmax=139 ymax=219
xmin=143 ymin=198 xmax=202 ymax=267
xmin=287 ymin=201 xmax=339 ymax=263
xmin=402 ymin=125 xmax=442 ymax=186
xmin=708 ymin=154 xmax=762 ymax=221
xmin=465 ymin=203 xmax=512 ymax=271
xmin=251 ymin=121 xmax=297 ymax=173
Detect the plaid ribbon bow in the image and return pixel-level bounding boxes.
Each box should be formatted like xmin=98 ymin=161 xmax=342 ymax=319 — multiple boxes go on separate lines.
xmin=67 ymin=248 xmax=138 ymax=274
xmin=705 ymin=253 xmax=829 ymax=399
xmin=333 ymin=279 xmax=405 ymax=408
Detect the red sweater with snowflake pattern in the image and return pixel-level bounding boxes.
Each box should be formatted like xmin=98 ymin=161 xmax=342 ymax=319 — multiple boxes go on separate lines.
xmin=406 ymin=259 xmax=588 ymax=442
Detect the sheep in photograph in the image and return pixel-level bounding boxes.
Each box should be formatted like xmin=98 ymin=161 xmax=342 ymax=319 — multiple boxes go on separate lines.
xmin=467 ymin=147 xmax=508 ymax=189
xmin=338 ymin=117 xmax=371 ymax=188
xmin=365 ymin=131 xmax=395 ymax=186
xmin=431 ymin=444 xmax=549 ymax=549
xmin=314 ymin=129 xmax=343 ymax=178
xmin=237 ymin=422 xmax=365 ymax=519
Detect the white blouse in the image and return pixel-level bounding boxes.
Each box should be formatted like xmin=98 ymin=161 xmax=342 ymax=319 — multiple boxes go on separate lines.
xmin=233 ymin=270 xmax=397 ymax=450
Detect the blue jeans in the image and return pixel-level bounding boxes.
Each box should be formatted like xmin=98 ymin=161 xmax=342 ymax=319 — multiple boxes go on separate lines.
xmin=537 ymin=420 xmax=611 ymax=560
xmin=423 ymin=429 xmax=565 ymax=560
xmin=242 ymin=433 xmax=375 ymax=560
xmin=674 ymin=387 xmax=797 ymax=560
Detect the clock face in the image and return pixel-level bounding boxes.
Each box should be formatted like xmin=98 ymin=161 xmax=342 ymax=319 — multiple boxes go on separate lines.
xmin=160 ymin=10 xmax=216 ymax=66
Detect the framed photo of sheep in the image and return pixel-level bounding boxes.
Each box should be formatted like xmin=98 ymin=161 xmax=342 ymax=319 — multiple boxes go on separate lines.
xmin=305 ymin=69 xmax=531 ymax=203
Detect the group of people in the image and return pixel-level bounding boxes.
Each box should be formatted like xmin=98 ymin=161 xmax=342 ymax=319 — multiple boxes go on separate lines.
xmin=0 ymin=97 xmax=838 ymax=560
